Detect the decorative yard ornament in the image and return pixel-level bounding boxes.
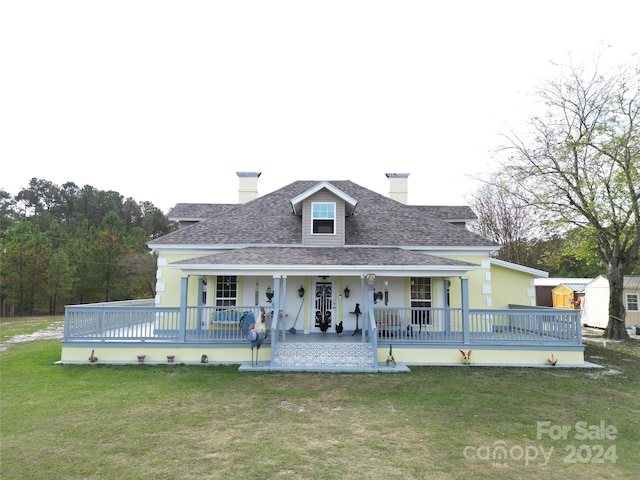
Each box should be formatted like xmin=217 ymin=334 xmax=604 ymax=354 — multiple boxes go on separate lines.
xmin=88 ymin=349 xmax=97 ymax=363
xmin=201 ymin=354 xmax=209 ymax=363
xmin=459 ymin=349 xmax=472 ymax=365
xmin=239 ymin=308 xmax=266 ymax=365
xmin=548 ymin=354 xmax=558 ymax=366
xmin=386 ymin=344 xmax=396 ymax=367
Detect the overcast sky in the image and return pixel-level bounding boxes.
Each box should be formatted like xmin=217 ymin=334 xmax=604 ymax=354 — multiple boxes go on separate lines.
xmin=1 ymin=1 xmax=638 ymax=213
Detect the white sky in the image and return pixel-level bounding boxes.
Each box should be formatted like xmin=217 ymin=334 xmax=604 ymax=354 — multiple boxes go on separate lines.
xmin=1 ymin=1 xmax=638 ymax=213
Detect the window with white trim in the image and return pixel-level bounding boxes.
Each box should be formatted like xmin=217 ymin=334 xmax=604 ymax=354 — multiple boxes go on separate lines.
xmin=215 ymin=276 xmax=237 ymax=307
xmin=627 ymin=294 xmax=639 ymax=312
xmin=312 ymin=202 xmax=335 ymax=234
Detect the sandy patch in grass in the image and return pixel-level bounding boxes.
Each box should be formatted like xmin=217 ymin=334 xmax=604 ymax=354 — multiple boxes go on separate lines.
xmin=0 ymin=321 xmax=64 ymax=351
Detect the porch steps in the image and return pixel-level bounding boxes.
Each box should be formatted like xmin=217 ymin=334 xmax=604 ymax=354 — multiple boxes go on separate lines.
xmin=238 ymin=342 xmax=410 ymax=373
xmin=275 ymin=342 xmax=376 ymax=370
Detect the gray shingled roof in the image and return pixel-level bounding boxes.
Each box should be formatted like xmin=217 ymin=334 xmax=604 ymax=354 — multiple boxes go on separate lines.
xmin=172 ymin=247 xmax=478 ymax=268
xmin=167 ymin=203 xmax=238 ymax=220
xmin=150 ymin=180 xmax=497 ymax=248
xmin=412 ymin=205 xmax=477 ymax=222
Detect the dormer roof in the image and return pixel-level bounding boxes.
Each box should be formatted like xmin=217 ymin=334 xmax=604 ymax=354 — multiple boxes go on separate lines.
xmin=290 ymin=181 xmax=358 ymax=216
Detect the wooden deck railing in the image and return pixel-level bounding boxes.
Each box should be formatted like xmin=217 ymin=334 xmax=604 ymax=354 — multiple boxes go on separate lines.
xmin=63 ymin=304 xmax=581 ymax=346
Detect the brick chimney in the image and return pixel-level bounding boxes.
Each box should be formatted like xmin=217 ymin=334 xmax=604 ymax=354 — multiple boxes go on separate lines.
xmin=385 ymin=173 xmax=410 ymax=204
xmin=236 ymin=172 xmax=261 ymax=203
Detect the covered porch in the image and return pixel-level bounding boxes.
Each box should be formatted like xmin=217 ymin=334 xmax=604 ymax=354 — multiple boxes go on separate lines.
xmin=60 ymin=255 xmax=586 ymax=369
xmin=60 ymin=293 xmax=585 ymax=370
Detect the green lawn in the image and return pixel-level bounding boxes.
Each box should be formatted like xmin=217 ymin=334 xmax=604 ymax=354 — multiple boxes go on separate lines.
xmin=1 ymin=318 xmax=639 ymax=479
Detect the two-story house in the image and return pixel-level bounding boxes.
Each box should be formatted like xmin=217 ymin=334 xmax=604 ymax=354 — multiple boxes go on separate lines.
xmin=60 ymin=172 xmax=585 ymax=370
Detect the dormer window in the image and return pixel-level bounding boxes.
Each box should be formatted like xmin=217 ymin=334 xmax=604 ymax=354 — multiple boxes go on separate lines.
xmin=312 ymin=202 xmax=335 ymax=234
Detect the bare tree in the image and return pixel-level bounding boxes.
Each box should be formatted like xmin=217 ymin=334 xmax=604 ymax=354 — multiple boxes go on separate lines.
xmin=500 ymin=50 xmax=639 ymax=339
xmin=467 ymin=183 xmax=540 ymax=266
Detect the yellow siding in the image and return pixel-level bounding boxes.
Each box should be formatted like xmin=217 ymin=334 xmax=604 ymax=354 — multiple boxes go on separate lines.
xmin=62 ymin=345 xmax=584 ymax=366
xmin=377 ymin=347 xmax=584 ymax=366
xmin=490 ymin=263 xmax=537 ymax=308
xmin=443 ymin=255 xmax=537 ymax=309
xmin=61 ymin=346 xmax=270 ymax=365
xmin=155 ymin=253 xmax=203 ymax=308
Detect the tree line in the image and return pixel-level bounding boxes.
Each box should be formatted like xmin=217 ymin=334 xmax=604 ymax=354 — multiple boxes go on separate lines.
xmin=0 ymin=178 xmax=177 ymax=316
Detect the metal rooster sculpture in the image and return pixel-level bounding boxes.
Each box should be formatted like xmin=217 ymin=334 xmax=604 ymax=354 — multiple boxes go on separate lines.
xmin=240 ymin=307 xmax=267 ymax=365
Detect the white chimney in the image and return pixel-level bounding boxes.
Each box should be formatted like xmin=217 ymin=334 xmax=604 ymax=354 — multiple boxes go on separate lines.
xmin=385 ymin=173 xmax=410 ymax=204
xmin=236 ymin=172 xmax=261 ymax=203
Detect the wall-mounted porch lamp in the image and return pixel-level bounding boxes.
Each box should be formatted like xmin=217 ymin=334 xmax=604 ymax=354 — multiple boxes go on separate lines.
xmin=298 ymin=285 xmax=305 ymax=298
xmin=266 ymin=287 xmax=274 ymax=303
xmin=344 ymin=286 xmax=350 ymax=298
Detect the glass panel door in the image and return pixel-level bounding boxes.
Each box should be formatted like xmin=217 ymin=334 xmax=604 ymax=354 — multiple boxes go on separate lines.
xmin=314 ymin=280 xmax=333 ymax=331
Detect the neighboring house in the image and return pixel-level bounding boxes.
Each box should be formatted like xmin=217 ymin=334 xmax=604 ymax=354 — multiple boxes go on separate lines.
xmin=60 ymin=173 xmax=585 ymax=370
xmin=583 ymin=275 xmax=640 ymax=329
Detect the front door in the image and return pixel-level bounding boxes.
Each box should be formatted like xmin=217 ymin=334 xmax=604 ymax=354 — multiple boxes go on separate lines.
xmin=314 ymin=280 xmax=334 ymax=332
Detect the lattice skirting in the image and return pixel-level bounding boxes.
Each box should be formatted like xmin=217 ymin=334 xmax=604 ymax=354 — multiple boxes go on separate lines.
xmin=274 ymin=342 xmax=375 ymax=368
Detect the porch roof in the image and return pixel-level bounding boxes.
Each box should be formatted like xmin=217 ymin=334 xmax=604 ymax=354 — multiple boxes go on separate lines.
xmin=170 ymin=246 xmax=479 ymax=277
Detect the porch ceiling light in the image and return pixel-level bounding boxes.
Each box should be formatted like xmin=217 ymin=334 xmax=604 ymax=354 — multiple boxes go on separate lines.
xmin=344 ymin=286 xmax=350 ymax=298
xmin=266 ymin=287 xmax=274 ymax=303
xmin=298 ymin=286 xmax=305 ymax=298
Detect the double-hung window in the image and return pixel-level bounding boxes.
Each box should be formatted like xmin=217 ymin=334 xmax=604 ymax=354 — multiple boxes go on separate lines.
xmin=215 ymin=276 xmax=238 ymax=307
xmin=312 ymin=202 xmax=335 ymax=234
xmin=627 ymin=294 xmax=639 ymax=312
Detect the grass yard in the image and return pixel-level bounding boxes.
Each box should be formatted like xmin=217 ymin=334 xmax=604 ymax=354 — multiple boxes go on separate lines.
xmin=1 ymin=318 xmax=639 ymax=479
